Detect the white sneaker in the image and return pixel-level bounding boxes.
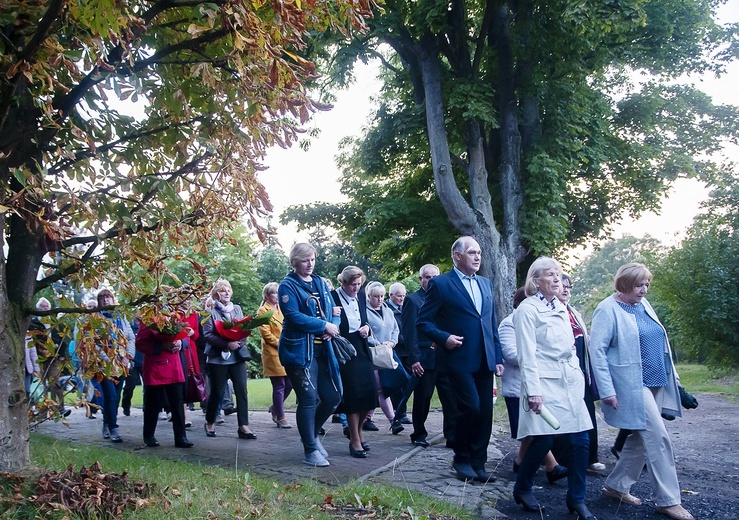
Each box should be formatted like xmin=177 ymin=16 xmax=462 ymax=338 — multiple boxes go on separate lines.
xmin=589 ymin=462 xmax=606 ymax=471
xmin=303 ymin=450 xmax=329 ymax=467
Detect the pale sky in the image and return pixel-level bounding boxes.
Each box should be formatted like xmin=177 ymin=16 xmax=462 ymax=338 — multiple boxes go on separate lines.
xmin=259 ymin=3 xmax=738 ymax=256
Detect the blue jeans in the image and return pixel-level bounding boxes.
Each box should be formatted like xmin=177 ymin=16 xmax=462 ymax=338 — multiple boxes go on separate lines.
xmin=515 ymin=431 xmax=590 ymax=502
xmin=98 ymin=377 xmax=123 ymax=430
xmin=285 ymin=346 xmax=340 ymax=454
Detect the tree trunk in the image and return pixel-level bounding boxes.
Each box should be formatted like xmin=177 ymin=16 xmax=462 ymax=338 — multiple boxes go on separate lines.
xmin=0 ymin=211 xmax=32 ymax=471
xmin=416 ymin=38 xmax=516 ymax=321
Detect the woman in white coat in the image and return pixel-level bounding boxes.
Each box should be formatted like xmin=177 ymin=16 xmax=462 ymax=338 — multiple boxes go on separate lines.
xmin=512 ymin=257 xmax=594 ymax=519
xmin=589 ymin=263 xmax=693 ymax=520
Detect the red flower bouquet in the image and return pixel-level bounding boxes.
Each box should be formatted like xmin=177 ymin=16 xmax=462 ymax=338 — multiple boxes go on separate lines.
xmin=214 ymin=311 xmax=274 ymax=341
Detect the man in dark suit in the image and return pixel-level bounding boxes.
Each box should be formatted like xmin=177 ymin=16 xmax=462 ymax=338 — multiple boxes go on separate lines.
xmin=417 ymin=237 xmax=504 ymax=482
xmin=402 ymin=264 xmax=459 ymax=448
xmin=386 ymin=282 xmax=411 ymax=426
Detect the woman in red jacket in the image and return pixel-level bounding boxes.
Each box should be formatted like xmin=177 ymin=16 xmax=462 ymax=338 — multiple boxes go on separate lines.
xmin=136 ymin=326 xmax=194 ymax=448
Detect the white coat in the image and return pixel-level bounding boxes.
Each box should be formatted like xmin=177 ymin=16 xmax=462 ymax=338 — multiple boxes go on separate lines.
xmin=514 ymin=295 xmax=592 ymax=439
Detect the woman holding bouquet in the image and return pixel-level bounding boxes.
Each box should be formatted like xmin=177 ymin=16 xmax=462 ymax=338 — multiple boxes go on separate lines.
xmin=278 ymin=242 xmax=342 ymax=467
xmin=136 ymin=321 xmax=193 ymax=448
xmin=202 ymin=279 xmax=255 ymax=440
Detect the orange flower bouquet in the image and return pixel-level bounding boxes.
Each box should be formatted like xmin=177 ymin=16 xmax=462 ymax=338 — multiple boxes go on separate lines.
xmin=144 ymin=309 xmax=193 ymax=341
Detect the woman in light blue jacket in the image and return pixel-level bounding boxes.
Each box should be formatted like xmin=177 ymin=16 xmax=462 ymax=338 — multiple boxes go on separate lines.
xmin=589 ymin=263 xmax=693 ymax=520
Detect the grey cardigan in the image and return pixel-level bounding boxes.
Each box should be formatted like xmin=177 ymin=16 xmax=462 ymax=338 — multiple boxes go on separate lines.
xmin=589 ymin=295 xmax=681 ymax=430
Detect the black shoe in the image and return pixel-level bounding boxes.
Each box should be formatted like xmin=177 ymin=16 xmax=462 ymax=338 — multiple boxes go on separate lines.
xmin=452 ymin=462 xmax=477 ymax=481
xmin=610 ymin=445 xmax=620 ymax=460
xmin=412 ymin=438 xmax=430 ymax=448
xmin=144 ymin=437 xmax=160 ymax=447
xmin=399 ymin=416 xmax=412 ymax=424
xmin=343 ymin=426 xmax=350 ymax=438
xmin=362 ymin=420 xmax=379 ymax=432
xmin=546 ymin=464 xmax=568 ymax=483
xmin=391 ymin=420 xmax=404 ymax=435
xmin=204 ymin=423 xmax=216 ymax=437
xmin=349 ymin=445 xmax=367 ymax=458
xmin=567 ymin=500 xmax=596 ymax=520
xmin=513 ymin=490 xmax=545 ymax=512
xmin=223 ymin=406 xmax=237 ymax=416
xmin=473 ymin=467 xmax=496 ymax=483
xmin=318 ymin=427 xmax=326 ymax=436
xmin=175 ymin=437 xmax=194 ymax=448
xmin=331 ymin=415 xmax=342 ymax=423
xmin=361 ymin=442 xmax=370 ymax=451
xmin=60 ymin=408 xmax=71 ymax=418
xmin=237 ymin=429 xmax=257 ymax=440
xmin=122 ymin=408 xmax=130 ymax=417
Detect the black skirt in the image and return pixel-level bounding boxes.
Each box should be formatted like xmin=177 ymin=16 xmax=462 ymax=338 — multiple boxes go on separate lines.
xmin=336 ymin=330 xmax=378 ymax=414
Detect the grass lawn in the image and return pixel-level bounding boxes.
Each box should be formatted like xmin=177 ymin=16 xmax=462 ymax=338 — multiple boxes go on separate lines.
xmin=0 ymin=433 xmax=474 ymax=519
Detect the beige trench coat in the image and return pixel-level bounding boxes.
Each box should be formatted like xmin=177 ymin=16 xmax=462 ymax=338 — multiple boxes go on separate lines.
xmin=514 ymin=295 xmax=592 ymax=439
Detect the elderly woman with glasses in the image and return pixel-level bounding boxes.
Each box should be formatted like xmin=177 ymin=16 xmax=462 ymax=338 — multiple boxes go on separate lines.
xmin=589 ymin=263 xmax=694 ymax=520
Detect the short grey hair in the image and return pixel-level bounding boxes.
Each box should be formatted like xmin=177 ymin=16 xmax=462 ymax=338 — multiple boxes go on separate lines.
xmin=389 ymin=282 xmax=405 ymax=295
xmin=524 ymin=257 xmax=562 ymax=297
xmin=419 ymin=264 xmax=439 ymax=278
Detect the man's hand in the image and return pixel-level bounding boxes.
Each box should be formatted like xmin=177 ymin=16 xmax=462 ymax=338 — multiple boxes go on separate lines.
xmin=411 ymin=362 xmax=424 ymax=377
xmin=495 ymin=363 xmax=505 ymax=376
xmin=445 ymin=335 xmax=463 ymax=349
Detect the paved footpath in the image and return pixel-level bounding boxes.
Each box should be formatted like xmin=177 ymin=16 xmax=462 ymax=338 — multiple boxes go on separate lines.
xmin=37 ymin=407 xmax=513 ymax=518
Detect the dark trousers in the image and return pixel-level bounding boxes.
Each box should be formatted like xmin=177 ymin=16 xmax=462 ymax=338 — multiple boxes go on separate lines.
xmin=285 ymin=348 xmax=341 ymax=454
xmin=206 ymin=362 xmax=249 ymax=427
xmin=121 ymin=364 xmax=142 ymax=413
xmin=584 ymin=385 xmax=599 ymax=464
xmin=99 ymin=377 xmax=122 ymax=430
xmin=143 ymin=383 xmax=186 ymax=440
xmin=447 ymin=368 xmax=493 ymax=468
xmin=410 ymin=367 xmax=459 ymax=442
xmin=390 ymin=355 xmax=411 ymax=418
xmin=515 ymin=431 xmax=590 ymax=502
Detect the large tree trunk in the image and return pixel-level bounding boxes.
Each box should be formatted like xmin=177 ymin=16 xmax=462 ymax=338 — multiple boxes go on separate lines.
xmin=0 ymin=211 xmax=32 ymax=471
xmin=415 ymin=38 xmax=516 ymax=321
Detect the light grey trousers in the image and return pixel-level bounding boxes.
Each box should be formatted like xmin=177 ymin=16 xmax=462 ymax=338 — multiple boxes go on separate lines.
xmin=605 ymin=386 xmax=681 ymax=507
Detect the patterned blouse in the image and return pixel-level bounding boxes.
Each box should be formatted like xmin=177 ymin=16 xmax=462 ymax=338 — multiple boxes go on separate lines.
xmin=616 ymin=301 xmax=668 ymax=387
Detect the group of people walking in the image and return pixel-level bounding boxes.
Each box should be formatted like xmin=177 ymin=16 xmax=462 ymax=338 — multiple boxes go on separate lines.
xmin=26 ymin=235 xmax=695 ymax=520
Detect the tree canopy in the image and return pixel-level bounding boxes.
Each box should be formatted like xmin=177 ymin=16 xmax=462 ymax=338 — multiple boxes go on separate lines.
xmin=652 ymin=177 xmax=739 ymax=367
xmin=283 ymin=0 xmax=738 ymax=319
xmin=0 ymin=0 xmax=376 ymax=471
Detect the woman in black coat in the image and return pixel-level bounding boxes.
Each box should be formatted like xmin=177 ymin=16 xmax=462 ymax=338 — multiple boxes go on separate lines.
xmin=331 ymin=266 xmax=378 ymax=458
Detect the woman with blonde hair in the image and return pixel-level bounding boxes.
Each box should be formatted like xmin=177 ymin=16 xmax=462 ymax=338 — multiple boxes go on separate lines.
xmin=512 ymin=257 xmax=594 ymax=519
xmin=589 ymin=263 xmax=693 ymax=520
xmin=258 ymin=282 xmax=291 ymax=428
xmin=278 ymin=242 xmax=342 ymax=467
xmin=202 ymin=279 xmax=255 ymax=440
